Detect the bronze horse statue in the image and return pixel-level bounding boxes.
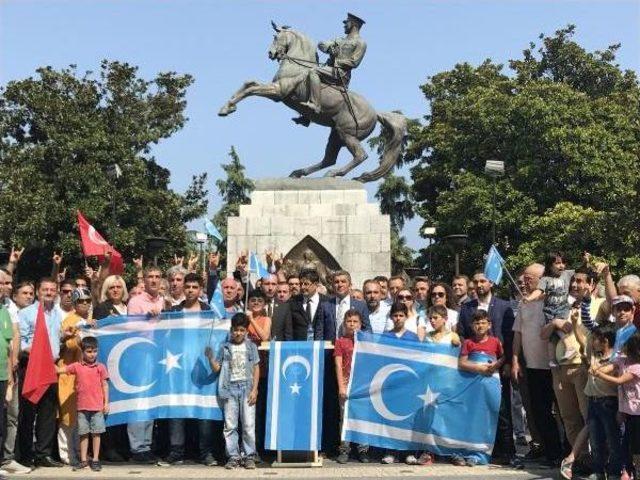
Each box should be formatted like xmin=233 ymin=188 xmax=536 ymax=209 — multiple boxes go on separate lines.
xmin=218 ymin=23 xmax=407 ymax=182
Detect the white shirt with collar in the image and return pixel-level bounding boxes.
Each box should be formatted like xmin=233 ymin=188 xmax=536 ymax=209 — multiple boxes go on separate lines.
xmin=336 ymin=295 xmax=351 ymax=331
xmin=477 ymin=293 xmax=492 ymax=312
xmin=369 ymin=302 xmax=391 ymax=334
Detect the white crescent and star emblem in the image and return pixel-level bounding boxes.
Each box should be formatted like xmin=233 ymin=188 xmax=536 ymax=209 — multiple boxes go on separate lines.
xmin=107 ymin=337 xmax=157 ymax=394
xmin=281 ymin=355 xmax=311 ymax=395
xmin=88 ymin=225 xmax=109 ymax=246
xmin=369 ymin=363 xmax=418 ymax=421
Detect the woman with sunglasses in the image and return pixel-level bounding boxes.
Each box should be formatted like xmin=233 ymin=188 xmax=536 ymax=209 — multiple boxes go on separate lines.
xmin=428 ymin=282 xmax=459 ymax=333
xmin=58 ymin=288 xmax=97 ymax=466
xmin=386 ymin=288 xmax=427 ymax=341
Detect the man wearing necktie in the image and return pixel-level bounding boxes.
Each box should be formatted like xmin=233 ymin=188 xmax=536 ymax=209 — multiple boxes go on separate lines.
xmin=290 ymin=270 xmax=327 ymax=341
xmin=260 ymin=274 xmax=292 ymax=341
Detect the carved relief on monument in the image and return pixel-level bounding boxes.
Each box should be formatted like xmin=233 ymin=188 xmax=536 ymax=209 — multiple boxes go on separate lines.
xmin=281 ymin=235 xmax=341 ymax=286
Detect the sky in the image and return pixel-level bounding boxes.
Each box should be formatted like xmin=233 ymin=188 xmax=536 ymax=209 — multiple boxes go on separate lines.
xmin=2 ymin=0 xmax=639 ymax=249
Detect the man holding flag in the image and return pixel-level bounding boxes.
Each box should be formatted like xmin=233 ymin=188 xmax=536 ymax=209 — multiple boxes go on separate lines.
xmin=18 ymin=278 xmax=63 ymax=468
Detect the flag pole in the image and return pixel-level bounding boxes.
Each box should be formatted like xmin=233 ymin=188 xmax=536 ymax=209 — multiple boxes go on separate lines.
xmin=499 ymin=256 xmax=524 ymax=298
xmin=244 ymin=252 xmax=252 ymax=313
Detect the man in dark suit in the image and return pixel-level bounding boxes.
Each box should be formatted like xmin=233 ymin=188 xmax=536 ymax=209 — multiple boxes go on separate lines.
xmin=313 ymin=270 xmax=371 ymax=457
xmin=458 ymin=271 xmax=521 ymax=468
xmin=290 ymin=270 xmax=327 ymax=341
xmin=261 ymin=274 xmax=292 ymax=341
xmin=314 ymin=270 xmax=371 ymax=340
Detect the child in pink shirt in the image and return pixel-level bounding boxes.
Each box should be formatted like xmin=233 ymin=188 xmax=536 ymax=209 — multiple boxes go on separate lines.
xmin=57 ymin=336 xmax=109 ymax=472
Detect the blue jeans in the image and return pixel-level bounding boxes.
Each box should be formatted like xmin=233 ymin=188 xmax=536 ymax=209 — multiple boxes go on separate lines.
xmin=127 ymin=421 xmax=153 ymax=454
xmin=222 ymin=381 xmax=255 ymax=460
xmin=588 ymin=396 xmax=622 ymax=475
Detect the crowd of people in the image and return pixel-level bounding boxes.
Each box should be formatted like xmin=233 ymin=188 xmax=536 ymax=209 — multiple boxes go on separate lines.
xmin=0 ymin=246 xmax=639 ymax=480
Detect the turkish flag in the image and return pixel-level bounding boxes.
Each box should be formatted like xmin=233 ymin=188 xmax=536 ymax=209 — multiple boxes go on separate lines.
xmin=77 ymin=211 xmax=124 ymax=275
xmin=22 ymin=303 xmax=58 ymax=404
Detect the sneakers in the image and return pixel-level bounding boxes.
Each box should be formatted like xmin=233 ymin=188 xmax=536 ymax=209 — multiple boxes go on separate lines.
xmin=157 ymin=454 xmax=184 ymax=467
xmin=405 ymin=454 xmax=418 ymax=465
xmin=72 ymin=461 xmax=88 ymax=471
xmin=510 ymin=457 xmax=525 ymax=470
xmin=451 ymin=455 xmax=466 ymax=466
xmin=2 ymin=460 xmax=32 ymax=474
xmin=89 ymin=460 xmax=102 ymax=472
xmin=358 ymin=451 xmax=370 ymax=463
xmin=417 ymin=452 xmax=434 ymax=466
xmin=336 ymin=453 xmax=349 ymax=464
xmin=244 ymin=457 xmax=256 ymax=469
xmin=201 ymin=453 xmax=217 ymax=466
xmin=381 ymin=454 xmax=396 ymax=464
xmin=225 ymin=457 xmax=240 ymax=469
xmin=465 ymin=457 xmax=478 ymax=467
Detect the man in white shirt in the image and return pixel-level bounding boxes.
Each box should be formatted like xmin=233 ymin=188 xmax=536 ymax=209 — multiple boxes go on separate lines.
xmin=363 ymin=279 xmax=390 ymax=334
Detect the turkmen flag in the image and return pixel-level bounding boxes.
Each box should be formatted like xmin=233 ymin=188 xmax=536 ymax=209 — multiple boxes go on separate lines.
xmin=265 ymin=341 xmax=324 ymax=451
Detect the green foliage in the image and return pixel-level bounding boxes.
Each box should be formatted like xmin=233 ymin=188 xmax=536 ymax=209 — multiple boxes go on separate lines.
xmin=212 ymin=146 xmax=254 ymax=258
xmin=409 ymin=26 xmax=640 ymax=278
xmin=0 ymin=61 xmax=207 ymax=276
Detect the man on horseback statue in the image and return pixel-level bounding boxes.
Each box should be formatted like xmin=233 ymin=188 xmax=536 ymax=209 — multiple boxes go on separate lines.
xmin=218 ymin=13 xmax=407 ymax=182
xmin=296 ymin=13 xmax=367 ymax=122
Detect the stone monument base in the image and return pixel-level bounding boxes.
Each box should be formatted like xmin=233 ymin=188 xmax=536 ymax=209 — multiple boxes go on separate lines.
xmin=226 ymin=178 xmax=391 ymax=288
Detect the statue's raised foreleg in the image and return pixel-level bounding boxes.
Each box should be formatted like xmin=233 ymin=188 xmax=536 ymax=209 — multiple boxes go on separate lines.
xmin=218 ymin=81 xmax=281 ymax=116
xmin=323 ymin=131 xmax=368 ymax=178
xmin=289 ymin=129 xmax=343 ymax=178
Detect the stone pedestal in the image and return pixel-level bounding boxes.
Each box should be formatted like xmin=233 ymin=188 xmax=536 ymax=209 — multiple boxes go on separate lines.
xmin=226 ymin=178 xmax=391 ymax=288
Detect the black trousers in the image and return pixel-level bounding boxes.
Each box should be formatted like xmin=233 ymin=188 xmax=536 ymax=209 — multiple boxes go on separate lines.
xmin=492 ymin=375 xmax=516 ymax=459
xmin=321 ymin=350 xmax=340 ymax=456
xmin=17 ymin=355 xmax=57 ymax=463
xmin=526 ymin=368 xmax=562 ymax=461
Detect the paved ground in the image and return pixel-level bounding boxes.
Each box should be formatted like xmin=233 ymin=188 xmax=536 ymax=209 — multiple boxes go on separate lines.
xmin=7 ymin=460 xmax=573 ymax=480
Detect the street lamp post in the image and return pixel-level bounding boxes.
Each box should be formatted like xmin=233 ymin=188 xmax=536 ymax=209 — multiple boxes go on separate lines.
xmin=422 ymin=226 xmax=436 ymax=279
xmin=484 ymin=160 xmax=505 ymax=246
xmin=106 ymin=163 xmax=122 ymax=241
xmin=443 ymin=234 xmax=468 ymax=277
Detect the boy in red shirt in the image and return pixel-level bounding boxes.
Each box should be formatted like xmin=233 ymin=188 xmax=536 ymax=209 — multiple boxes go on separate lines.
xmin=459 ymin=310 xmax=505 ymax=375
xmin=334 ymin=309 xmax=369 ymax=464
xmin=57 ymin=336 xmax=109 ymax=472
xmin=454 ymin=310 xmax=504 ymax=467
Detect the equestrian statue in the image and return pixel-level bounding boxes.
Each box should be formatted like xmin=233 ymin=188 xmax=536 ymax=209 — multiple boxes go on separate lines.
xmin=218 ymin=13 xmax=407 ymax=182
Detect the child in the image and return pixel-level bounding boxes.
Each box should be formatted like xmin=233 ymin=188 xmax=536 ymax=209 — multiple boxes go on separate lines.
xmin=456 ymin=310 xmax=505 ymax=467
xmin=334 ymin=309 xmax=369 ymax=464
xmin=383 ymin=301 xmax=420 ymax=342
xmin=592 ymin=328 xmax=640 ymax=479
xmin=524 ymin=251 xmax=576 ymax=363
xmin=381 ymin=302 xmax=419 ymax=465
xmin=57 ymin=336 xmax=109 ymax=472
xmin=425 ymin=305 xmax=461 ymax=346
xmin=205 ymin=313 xmax=259 ymax=470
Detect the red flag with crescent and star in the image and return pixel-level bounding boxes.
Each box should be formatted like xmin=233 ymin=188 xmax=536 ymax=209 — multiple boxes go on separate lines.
xmin=77 ymin=211 xmax=124 ymax=274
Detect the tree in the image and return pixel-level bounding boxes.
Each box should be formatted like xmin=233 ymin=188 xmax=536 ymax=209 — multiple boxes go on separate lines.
xmin=0 ymin=61 xmax=208 ymax=276
xmin=375 ymin=172 xmax=415 ymax=274
xmin=408 ymin=26 xmax=640 ymax=277
xmin=212 ymin=146 xmax=254 ymax=257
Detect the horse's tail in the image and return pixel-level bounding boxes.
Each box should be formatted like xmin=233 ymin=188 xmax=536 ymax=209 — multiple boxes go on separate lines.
xmin=354 ymin=111 xmax=408 ymax=182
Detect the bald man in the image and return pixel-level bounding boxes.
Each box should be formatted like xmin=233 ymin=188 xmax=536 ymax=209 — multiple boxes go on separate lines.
xmin=511 ymin=263 xmax=561 ymax=466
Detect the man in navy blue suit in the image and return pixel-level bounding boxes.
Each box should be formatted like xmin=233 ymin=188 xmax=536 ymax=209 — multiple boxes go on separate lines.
xmin=458 ymin=271 xmax=522 ymax=469
xmin=314 ymin=270 xmax=371 ymax=340
xmin=314 ymin=270 xmax=371 ymax=457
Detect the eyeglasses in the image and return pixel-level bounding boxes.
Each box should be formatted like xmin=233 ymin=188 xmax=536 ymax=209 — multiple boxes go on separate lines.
xmin=431 ymin=291 xmax=446 ymax=298
xmin=76 ymin=299 xmax=91 ymax=304
xmin=61 ymin=289 xmax=73 ymax=295
xmin=397 ymin=295 xmax=413 ymax=300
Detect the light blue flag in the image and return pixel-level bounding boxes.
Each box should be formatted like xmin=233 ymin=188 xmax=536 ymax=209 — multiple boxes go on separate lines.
xmin=484 ymin=245 xmax=505 ymax=284
xmin=204 ymin=218 xmax=223 ymax=242
xmin=613 ymin=323 xmax=637 ymax=360
xmin=90 ymin=312 xmax=230 ymax=426
xmin=343 ymin=332 xmax=500 ymax=463
xmin=209 ymin=283 xmax=226 ymax=319
xmin=249 ymin=252 xmax=270 ymax=279
xmin=265 ymin=341 xmax=324 ymax=451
